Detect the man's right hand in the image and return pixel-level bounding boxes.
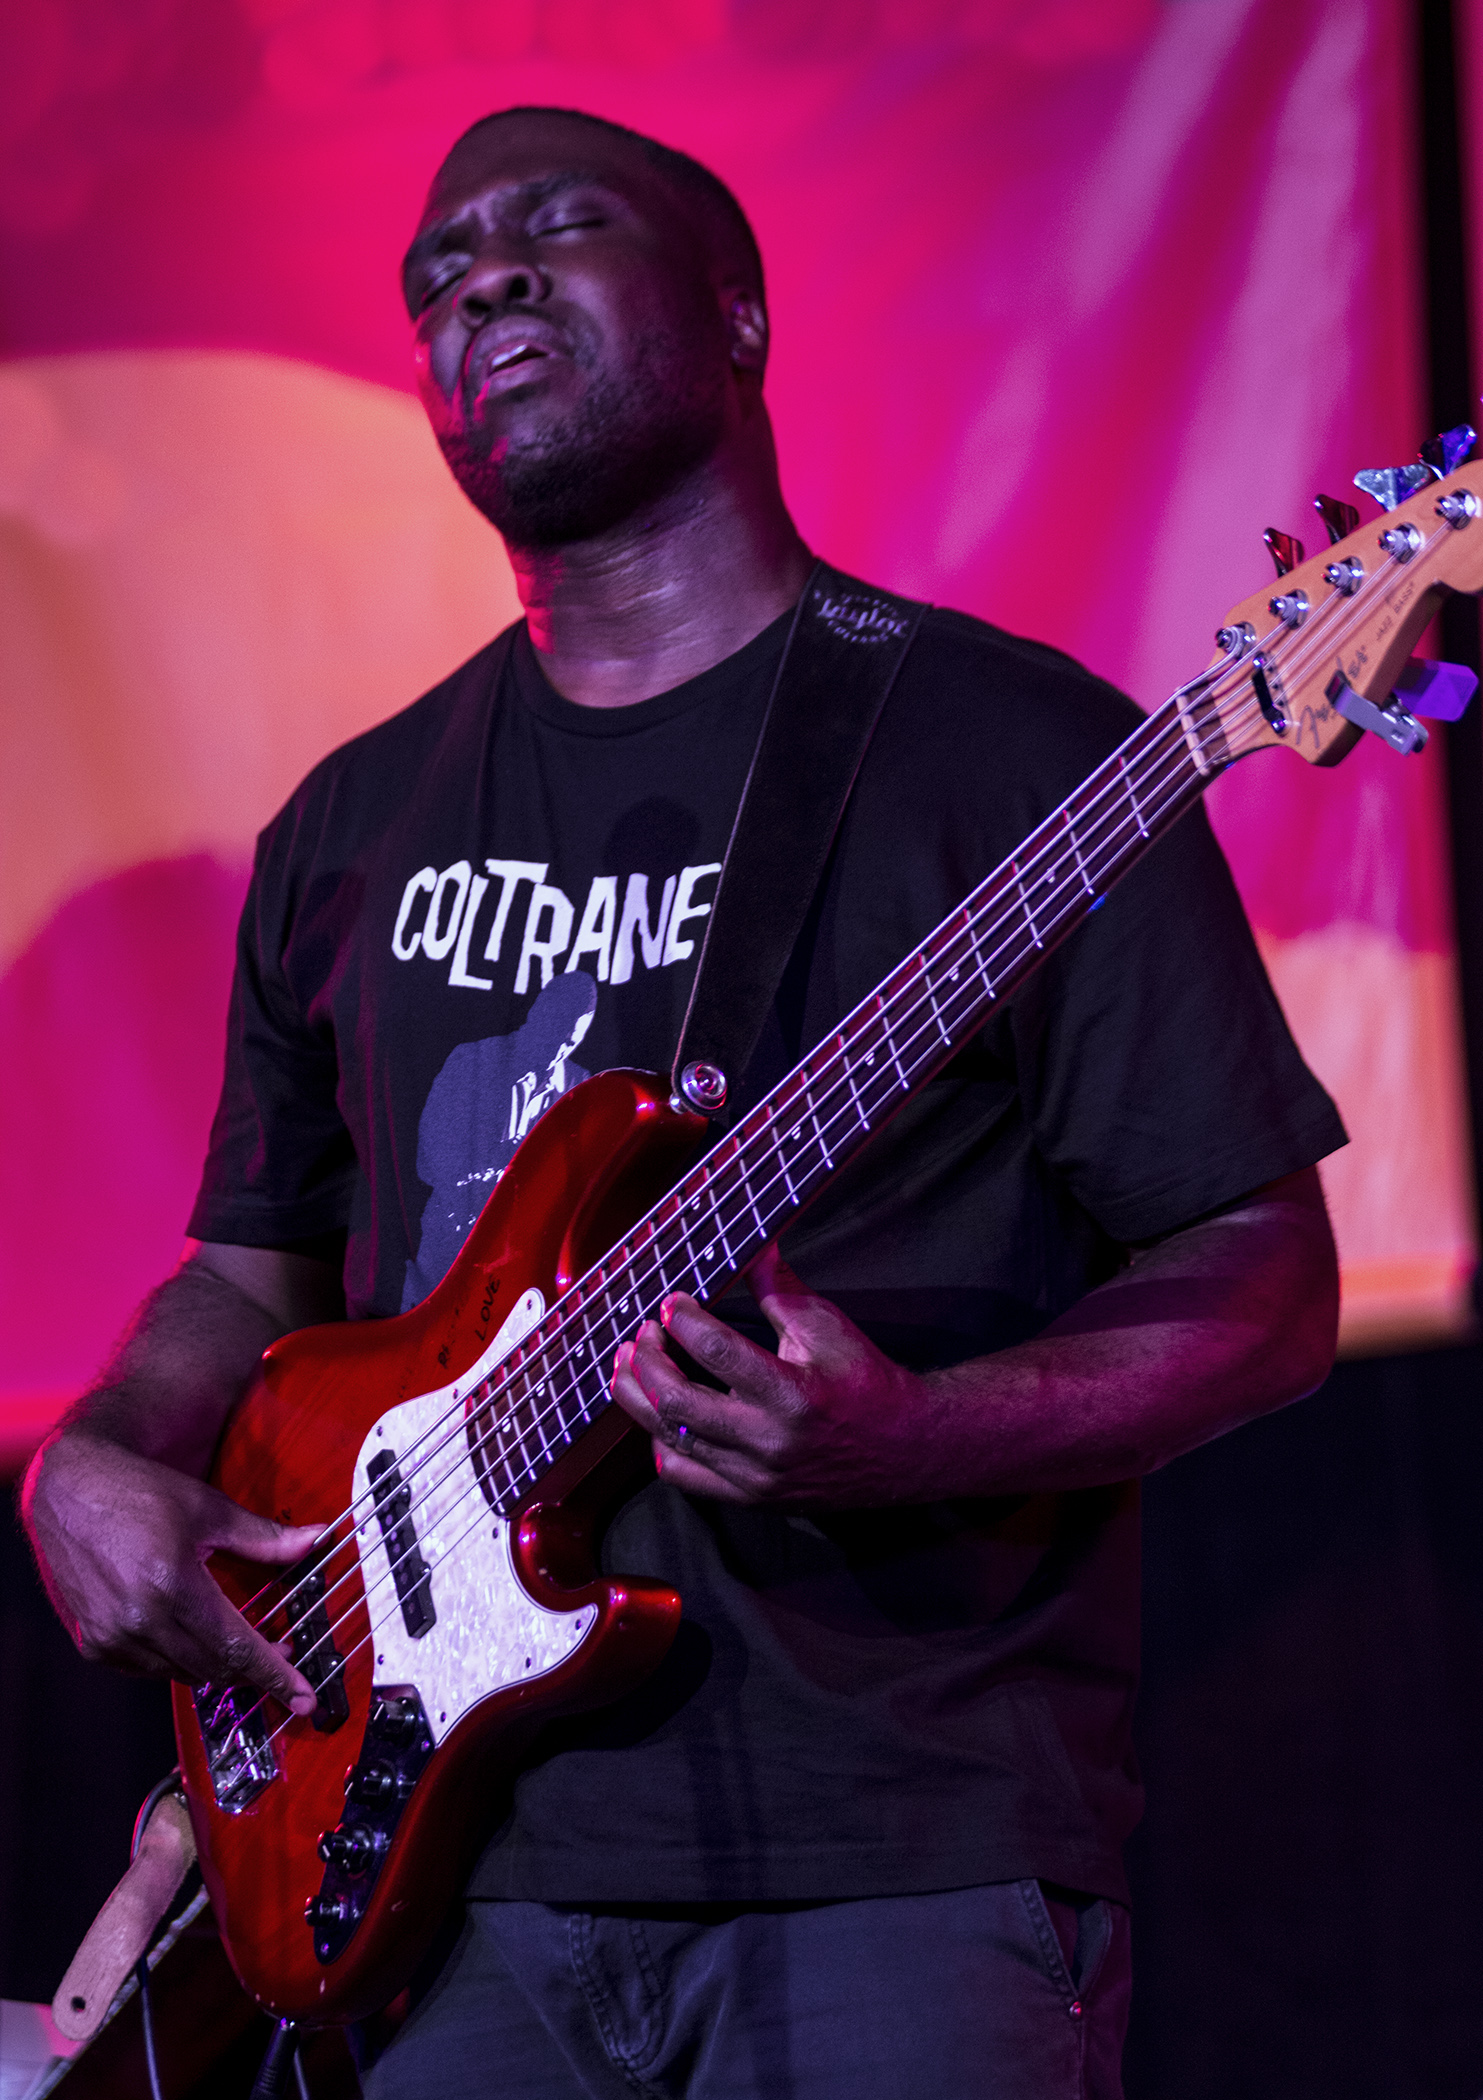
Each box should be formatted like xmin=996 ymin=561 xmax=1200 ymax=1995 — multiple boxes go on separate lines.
xmin=26 ymin=1430 xmax=324 ymax=1714
xmin=20 ymin=1245 xmax=345 ymax=1716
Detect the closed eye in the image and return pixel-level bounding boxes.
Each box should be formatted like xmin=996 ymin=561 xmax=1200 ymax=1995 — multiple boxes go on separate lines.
xmin=414 ymin=261 xmax=469 ymax=312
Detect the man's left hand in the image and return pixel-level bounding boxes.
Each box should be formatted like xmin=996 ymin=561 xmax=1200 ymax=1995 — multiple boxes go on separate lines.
xmin=611 ymin=1244 xmax=927 ymax=1505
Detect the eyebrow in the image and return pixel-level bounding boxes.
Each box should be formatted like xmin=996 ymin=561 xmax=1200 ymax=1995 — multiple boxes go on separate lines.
xmin=403 ymin=170 xmax=625 ymax=273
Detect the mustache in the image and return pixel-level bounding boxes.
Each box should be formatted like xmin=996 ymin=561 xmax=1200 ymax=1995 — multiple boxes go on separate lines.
xmin=461 ymin=307 xmax=589 ymax=412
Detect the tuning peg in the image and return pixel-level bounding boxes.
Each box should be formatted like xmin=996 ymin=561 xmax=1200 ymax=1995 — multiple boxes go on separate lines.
xmin=1314 ymin=494 xmax=1360 ymax=544
xmin=1419 ymin=422 xmax=1476 ymax=477
xmin=1354 ymin=464 xmax=1433 ymax=511
xmin=1263 ymin=528 xmax=1305 ymax=578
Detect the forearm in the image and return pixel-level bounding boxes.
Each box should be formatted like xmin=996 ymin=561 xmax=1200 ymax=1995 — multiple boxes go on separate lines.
xmin=42 ymin=1261 xmax=285 ymax=1480
xmin=32 ymin=1242 xmax=343 ymax=1481
xmin=20 ymin=1244 xmax=339 ymax=1706
xmin=615 ymin=1167 xmax=1340 ymax=1508
xmin=915 ymin=1168 xmax=1340 ymax=1498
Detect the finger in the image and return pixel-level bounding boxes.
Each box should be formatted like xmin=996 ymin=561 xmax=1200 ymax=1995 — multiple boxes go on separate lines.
xmin=656 ymin=1293 xmax=782 ymax=1399
xmin=612 ymin=1327 xmax=705 ymax=1437
xmin=615 ymin=1326 xmax=760 ymax=1456
xmin=197 ymin=1489 xmax=325 ymax=1568
xmin=173 ymin=1574 xmax=318 ymax=1714
xmin=746 ymin=1245 xmax=846 ymax=1364
xmin=78 ymin=1572 xmax=316 ymax=1714
xmin=651 ymin=1436 xmax=760 ymax=1504
xmin=611 ymin=1331 xmax=660 ymax=1430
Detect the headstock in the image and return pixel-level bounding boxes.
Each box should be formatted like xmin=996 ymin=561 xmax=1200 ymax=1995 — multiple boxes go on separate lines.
xmin=1199 ymin=457 xmax=1483 ymax=770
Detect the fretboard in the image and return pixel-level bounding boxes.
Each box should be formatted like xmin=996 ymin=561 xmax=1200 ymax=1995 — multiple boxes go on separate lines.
xmin=469 ymin=673 xmax=1229 ymax=1510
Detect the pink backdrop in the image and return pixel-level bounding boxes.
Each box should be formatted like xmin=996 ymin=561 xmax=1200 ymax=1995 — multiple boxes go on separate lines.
xmin=0 ymin=0 xmax=1474 ymax=1467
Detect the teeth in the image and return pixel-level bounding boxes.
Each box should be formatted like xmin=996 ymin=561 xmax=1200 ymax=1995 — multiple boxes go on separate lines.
xmin=490 ymin=344 xmax=541 ymax=371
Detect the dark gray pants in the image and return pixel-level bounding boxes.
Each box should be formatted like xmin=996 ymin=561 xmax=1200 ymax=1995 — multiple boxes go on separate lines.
xmin=361 ymin=1881 xmax=1130 ymax=2099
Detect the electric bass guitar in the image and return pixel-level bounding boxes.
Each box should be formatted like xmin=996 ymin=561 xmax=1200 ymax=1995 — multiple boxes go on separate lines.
xmin=175 ymin=454 xmax=1483 ymax=2023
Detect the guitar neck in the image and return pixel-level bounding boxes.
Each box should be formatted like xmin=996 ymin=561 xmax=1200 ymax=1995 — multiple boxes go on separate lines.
xmin=475 ymin=674 xmax=1227 ymax=1510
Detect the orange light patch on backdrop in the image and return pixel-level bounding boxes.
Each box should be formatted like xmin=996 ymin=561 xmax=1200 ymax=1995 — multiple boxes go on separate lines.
xmin=0 ymin=351 xmax=520 ymax=1468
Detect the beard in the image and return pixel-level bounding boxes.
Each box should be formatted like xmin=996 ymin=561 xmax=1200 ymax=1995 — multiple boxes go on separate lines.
xmin=437 ymin=324 xmax=730 ymax=550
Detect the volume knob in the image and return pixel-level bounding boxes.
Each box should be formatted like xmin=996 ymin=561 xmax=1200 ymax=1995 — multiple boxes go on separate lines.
xmin=347 ymin=1761 xmax=401 ymax=1806
xmin=317 ymin=1825 xmax=379 ymax=1872
xmin=304 ymin=1892 xmax=349 ymax=1927
xmin=371 ymin=1697 xmax=421 ymax=1745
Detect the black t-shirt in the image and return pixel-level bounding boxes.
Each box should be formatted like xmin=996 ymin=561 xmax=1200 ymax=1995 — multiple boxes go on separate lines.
xmin=191 ymin=605 xmax=1345 ymax=1905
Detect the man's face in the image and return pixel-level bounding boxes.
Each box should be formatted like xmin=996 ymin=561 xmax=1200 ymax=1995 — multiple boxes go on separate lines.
xmin=403 ymin=115 xmax=737 ymax=548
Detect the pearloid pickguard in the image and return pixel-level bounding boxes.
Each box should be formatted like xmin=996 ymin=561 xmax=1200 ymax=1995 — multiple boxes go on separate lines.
xmin=351 ymin=1288 xmax=594 ymax=1745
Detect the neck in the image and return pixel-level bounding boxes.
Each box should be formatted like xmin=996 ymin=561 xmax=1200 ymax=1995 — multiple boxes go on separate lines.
xmin=505 ymin=410 xmax=812 ymax=709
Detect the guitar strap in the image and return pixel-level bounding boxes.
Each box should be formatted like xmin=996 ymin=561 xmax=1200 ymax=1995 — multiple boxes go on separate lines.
xmin=670 ymin=560 xmax=929 ymax=1123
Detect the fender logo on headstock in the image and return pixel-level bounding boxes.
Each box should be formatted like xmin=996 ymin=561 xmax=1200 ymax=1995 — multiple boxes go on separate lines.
xmin=1292 ymin=696 xmax=1335 ymax=755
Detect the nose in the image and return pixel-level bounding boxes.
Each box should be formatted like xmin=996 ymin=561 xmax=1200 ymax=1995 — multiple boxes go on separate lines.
xmin=454 ymin=244 xmax=551 ymax=325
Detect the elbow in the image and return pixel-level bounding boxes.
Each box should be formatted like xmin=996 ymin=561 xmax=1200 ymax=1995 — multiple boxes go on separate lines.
xmin=1271 ymin=1189 xmax=1341 ymax=1405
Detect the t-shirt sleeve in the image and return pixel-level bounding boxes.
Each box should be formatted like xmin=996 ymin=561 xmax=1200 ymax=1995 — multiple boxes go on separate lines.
xmin=187 ymin=815 xmax=358 ymax=1248
xmin=1007 ymin=793 xmax=1347 ymax=1244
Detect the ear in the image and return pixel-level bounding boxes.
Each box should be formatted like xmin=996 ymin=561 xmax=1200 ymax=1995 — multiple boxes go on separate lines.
xmin=726 ymin=291 xmax=769 ymax=376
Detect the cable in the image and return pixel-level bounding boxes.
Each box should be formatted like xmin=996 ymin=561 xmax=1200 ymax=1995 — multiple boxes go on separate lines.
xmin=130 ymin=1770 xmax=182 ymax=2100
xmin=135 ymin=1955 xmax=165 ymax=2100
xmin=250 ymin=2017 xmax=303 ymax=2099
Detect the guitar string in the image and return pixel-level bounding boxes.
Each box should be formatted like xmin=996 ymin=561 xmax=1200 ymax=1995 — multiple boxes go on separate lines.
xmin=259 ymin=488 xmax=1473 ymax=1756
xmin=222 ymin=657 xmax=1241 ymax=1644
xmin=227 ymin=573 xmax=1344 ymax=1700
xmin=243 ymin=673 xmax=1286 ymax=1762
xmin=453 ymin=518 xmax=1452 ymax=1521
xmin=231 ymin=670 xmax=1249 ymax=1672
xmin=224 ymin=510 xmax=1448 ymax=1697
xmin=333 ymin=510 xmax=1407 ymax=1567
xmin=223 ymin=501 xmax=1454 ymax=1655
xmin=234 ymin=682 xmax=1276 ymax=1754
xmin=236 ymin=629 xmax=1334 ymax=1713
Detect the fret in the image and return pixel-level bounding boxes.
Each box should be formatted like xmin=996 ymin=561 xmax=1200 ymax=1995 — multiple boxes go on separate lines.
xmin=1064 ymin=807 xmax=1097 ymax=902
xmin=779 ymin=1145 xmax=799 ymax=1206
xmin=963 ymin=909 xmax=996 ymax=1000
xmin=1117 ymin=751 xmax=1149 ymax=840
xmin=735 ymin=1117 xmax=768 ymax=1243
xmin=1011 ymin=859 xmax=1043 ymax=950
xmin=471 ymin=687 xmax=1233 ymax=1517
xmin=926 ymin=972 xmax=952 ymax=1047
xmin=762 ymin=1094 xmax=801 ymax=1208
xmin=697 ymin=1176 xmax=735 ymax=1268
xmin=809 ymin=1100 xmax=834 ymax=1171
xmin=1173 ymin=676 xmax=1227 ymax=777
xmin=888 ymin=1023 xmax=910 ymax=1090
xmin=656 ymin=1189 xmax=694 ymax=1275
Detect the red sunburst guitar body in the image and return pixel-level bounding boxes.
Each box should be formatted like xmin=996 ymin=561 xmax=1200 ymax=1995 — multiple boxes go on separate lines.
xmin=173 ymin=1071 xmax=703 ymax=2024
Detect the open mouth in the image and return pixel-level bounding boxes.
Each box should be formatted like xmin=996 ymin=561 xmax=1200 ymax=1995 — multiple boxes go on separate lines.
xmin=488 ymin=343 xmax=546 ymax=374
xmin=470 ymin=336 xmax=558 ymax=412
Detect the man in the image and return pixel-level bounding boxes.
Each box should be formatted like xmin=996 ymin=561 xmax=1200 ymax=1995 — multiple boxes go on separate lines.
xmin=24 ymin=107 xmax=1343 ymax=2097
